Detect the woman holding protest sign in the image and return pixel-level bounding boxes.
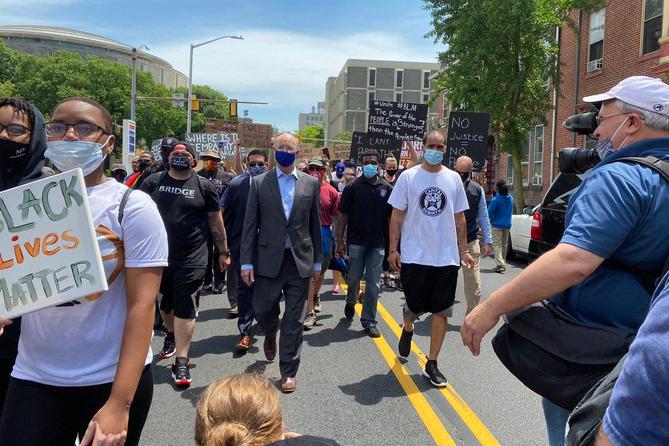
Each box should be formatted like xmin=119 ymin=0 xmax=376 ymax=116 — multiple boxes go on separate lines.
xmin=0 ymin=97 xmax=168 ymax=446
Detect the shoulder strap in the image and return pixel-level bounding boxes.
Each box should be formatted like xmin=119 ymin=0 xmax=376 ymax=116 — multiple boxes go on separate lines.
xmin=615 ymin=156 xmax=669 ymax=182
xmin=118 ymin=188 xmax=133 ymax=225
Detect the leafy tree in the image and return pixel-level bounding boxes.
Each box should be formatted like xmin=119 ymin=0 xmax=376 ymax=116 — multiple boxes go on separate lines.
xmin=331 ymin=130 xmax=353 ymax=145
xmin=298 ymin=124 xmax=325 ymax=147
xmin=424 ymin=0 xmax=604 ymax=209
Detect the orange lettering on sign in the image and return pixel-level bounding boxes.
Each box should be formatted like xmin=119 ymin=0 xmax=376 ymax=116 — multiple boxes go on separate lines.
xmin=42 ymin=233 xmax=61 ymax=256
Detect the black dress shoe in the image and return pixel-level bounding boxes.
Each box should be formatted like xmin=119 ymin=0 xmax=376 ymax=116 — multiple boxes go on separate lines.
xmin=365 ymin=325 xmax=381 ymax=338
xmin=344 ymin=301 xmax=355 ymax=319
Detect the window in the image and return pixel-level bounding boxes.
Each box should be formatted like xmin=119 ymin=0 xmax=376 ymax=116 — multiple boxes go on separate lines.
xmin=423 ymin=71 xmax=430 ymax=89
xmin=423 ymin=93 xmax=430 ymax=104
xmin=369 ymin=68 xmax=376 ymax=87
xmin=587 ymin=9 xmax=605 ymax=72
xmin=368 ymin=91 xmax=376 ymax=107
xmin=532 ymin=125 xmax=544 ymax=186
xmin=395 ymin=92 xmax=403 ymax=102
xmin=396 ymin=70 xmax=404 ymax=88
xmin=643 ymin=0 xmax=663 ymax=54
xmin=521 ymin=133 xmax=530 ymax=187
xmin=506 ymin=154 xmax=514 ymax=184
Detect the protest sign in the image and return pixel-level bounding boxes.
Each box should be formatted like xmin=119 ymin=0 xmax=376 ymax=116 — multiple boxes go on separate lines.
xmin=367 ymin=100 xmax=428 ymax=141
xmin=350 ymin=132 xmax=402 ymax=162
xmin=401 ymin=140 xmax=424 ymax=160
xmin=185 ymin=132 xmax=238 ymax=159
xmin=205 ymin=119 xmax=238 ymax=134
xmin=446 ymin=111 xmax=490 ymax=171
xmin=0 ymin=169 xmax=107 ymax=319
xmin=333 ymin=144 xmax=351 ymax=161
xmin=238 ymin=123 xmax=273 ymax=149
xmin=150 ymin=139 xmax=163 ymax=162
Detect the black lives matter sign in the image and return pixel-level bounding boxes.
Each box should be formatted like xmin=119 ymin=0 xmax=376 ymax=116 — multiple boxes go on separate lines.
xmin=367 ymin=100 xmax=428 ymax=141
xmin=446 ymin=111 xmax=490 ymax=171
xmin=350 ymin=132 xmax=402 ymax=162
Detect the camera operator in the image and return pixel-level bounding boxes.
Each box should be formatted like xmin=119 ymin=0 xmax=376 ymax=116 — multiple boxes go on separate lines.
xmin=461 ymin=75 xmax=669 ymax=446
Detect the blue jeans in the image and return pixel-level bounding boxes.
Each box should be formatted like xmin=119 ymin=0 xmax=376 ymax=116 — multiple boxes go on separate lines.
xmin=542 ymin=397 xmax=570 ymax=446
xmin=346 ymin=244 xmax=384 ymax=328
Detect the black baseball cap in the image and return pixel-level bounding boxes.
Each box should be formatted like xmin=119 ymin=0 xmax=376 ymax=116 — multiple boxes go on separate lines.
xmin=160 ymin=137 xmax=180 ymax=150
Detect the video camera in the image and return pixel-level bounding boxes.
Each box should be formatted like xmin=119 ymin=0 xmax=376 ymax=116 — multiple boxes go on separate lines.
xmin=558 ymin=110 xmax=600 ymax=174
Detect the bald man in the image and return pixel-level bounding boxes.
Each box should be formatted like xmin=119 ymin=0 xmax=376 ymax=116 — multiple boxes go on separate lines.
xmin=240 ymin=133 xmax=323 ymax=393
xmin=454 ymin=156 xmax=492 ymax=315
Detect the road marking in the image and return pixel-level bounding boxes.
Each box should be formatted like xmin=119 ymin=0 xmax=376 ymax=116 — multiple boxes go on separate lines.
xmin=353 ymin=303 xmax=457 ymax=446
xmin=376 ymin=302 xmax=501 ymax=446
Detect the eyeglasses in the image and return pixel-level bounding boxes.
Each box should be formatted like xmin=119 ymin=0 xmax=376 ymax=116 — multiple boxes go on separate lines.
xmin=308 ymin=165 xmax=325 ymax=171
xmin=249 ymin=161 xmax=265 ymax=167
xmin=44 ymin=122 xmax=108 ymax=139
xmin=426 ymin=144 xmax=445 ymax=150
xmin=595 ymin=113 xmax=627 ymax=126
xmin=0 ymin=123 xmax=31 ymax=137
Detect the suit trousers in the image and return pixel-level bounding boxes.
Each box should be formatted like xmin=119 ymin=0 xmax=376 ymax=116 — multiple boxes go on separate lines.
xmin=461 ymin=239 xmax=482 ymax=314
xmin=253 ymin=250 xmax=309 ymax=378
xmin=205 ymin=240 xmax=226 ymax=292
xmin=229 ymin=262 xmax=255 ymax=336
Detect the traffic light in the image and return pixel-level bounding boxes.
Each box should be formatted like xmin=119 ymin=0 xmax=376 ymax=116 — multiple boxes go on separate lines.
xmin=230 ymin=99 xmax=238 ymax=119
xmin=191 ymin=94 xmax=200 ymax=112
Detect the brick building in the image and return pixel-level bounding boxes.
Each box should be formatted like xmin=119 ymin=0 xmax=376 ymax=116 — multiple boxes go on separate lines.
xmin=496 ymin=0 xmax=668 ymax=207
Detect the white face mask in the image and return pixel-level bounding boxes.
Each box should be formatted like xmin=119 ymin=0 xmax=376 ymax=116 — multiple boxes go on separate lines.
xmin=45 ymin=136 xmax=111 ymax=176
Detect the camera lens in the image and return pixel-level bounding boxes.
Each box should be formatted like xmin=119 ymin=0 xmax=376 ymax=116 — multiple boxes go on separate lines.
xmin=558 ymin=148 xmax=601 ymax=174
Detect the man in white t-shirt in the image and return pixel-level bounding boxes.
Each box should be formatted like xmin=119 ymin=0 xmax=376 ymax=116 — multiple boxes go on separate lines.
xmin=388 ymin=131 xmax=475 ymax=388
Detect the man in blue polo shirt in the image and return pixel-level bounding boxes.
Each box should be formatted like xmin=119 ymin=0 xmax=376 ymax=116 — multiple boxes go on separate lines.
xmin=460 ymin=75 xmax=669 ymax=446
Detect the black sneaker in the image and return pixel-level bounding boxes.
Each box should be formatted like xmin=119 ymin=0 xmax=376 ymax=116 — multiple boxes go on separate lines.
xmin=172 ymin=357 xmax=192 ymax=387
xmin=344 ymin=301 xmax=356 ymax=319
xmin=398 ymin=325 xmax=413 ymax=358
xmin=365 ymin=325 xmax=381 ymax=338
xmin=424 ymin=360 xmax=448 ymax=387
xmin=159 ymin=334 xmax=176 ymax=359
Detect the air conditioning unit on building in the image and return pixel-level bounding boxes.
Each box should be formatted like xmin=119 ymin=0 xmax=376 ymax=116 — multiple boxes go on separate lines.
xmin=586 ymin=58 xmax=603 ymax=73
xmin=532 ymin=176 xmax=543 ymax=186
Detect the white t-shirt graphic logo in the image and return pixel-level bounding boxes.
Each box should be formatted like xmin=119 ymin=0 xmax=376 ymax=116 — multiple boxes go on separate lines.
xmin=420 ymin=187 xmax=447 ymax=217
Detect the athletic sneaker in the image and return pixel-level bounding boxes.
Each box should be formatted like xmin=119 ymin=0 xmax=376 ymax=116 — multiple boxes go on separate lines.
xmin=398 ymin=325 xmax=413 ymax=358
xmin=172 ymin=357 xmax=192 ymax=387
xmin=424 ymin=360 xmax=448 ymax=387
xmin=314 ymin=296 xmax=322 ymax=313
xmin=304 ymin=312 xmax=317 ymax=330
xmin=160 ymin=334 xmax=176 ymax=359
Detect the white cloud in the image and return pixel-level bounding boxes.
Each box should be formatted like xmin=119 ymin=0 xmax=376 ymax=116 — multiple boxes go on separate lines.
xmin=150 ymin=28 xmax=441 ymax=131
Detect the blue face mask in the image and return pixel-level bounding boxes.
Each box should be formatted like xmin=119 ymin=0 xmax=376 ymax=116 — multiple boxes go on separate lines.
xmin=363 ymin=164 xmax=378 ymax=178
xmin=596 ymin=116 xmax=629 ymax=160
xmin=275 ymin=150 xmax=296 ymax=168
xmin=248 ymin=165 xmax=266 ymax=177
xmin=45 ymin=136 xmax=111 ymax=176
xmin=424 ymin=149 xmax=444 ymax=166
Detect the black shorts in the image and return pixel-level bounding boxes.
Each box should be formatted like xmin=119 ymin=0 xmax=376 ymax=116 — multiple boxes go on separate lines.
xmin=159 ymin=267 xmax=206 ymax=319
xmin=400 ymin=263 xmax=459 ymax=316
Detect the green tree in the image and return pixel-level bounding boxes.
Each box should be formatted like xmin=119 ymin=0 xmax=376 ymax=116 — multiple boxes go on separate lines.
xmin=424 ymin=0 xmax=603 ymax=210
xmin=331 ymin=130 xmax=353 ymax=145
xmin=298 ymin=124 xmax=325 ymax=147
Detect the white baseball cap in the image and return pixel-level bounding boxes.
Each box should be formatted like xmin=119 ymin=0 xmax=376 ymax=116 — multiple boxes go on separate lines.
xmin=583 ymin=76 xmax=669 ymax=116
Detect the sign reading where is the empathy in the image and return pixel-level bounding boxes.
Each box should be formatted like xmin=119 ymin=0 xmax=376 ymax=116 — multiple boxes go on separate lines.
xmin=0 ymin=169 xmax=107 ymax=319
xmin=238 ymin=123 xmax=273 ymax=149
xmin=350 ymin=132 xmax=402 ymax=162
xmin=446 ymin=111 xmax=491 ymax=171
xmin=367 ymin=100 xmax=428 ymax=141
xmin=185 ymin=132 xmax=238 ymax=158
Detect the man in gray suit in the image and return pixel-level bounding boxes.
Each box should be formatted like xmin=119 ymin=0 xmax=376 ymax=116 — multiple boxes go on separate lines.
xmin=240 ymin=133 xmax=323 ymax=393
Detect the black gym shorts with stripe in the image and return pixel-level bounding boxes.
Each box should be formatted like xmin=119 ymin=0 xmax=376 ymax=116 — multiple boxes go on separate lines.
xmin=159 ymin=267 xmax=206 ymax=319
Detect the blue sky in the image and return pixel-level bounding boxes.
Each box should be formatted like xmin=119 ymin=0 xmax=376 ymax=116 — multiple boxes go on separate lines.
xmin=1 ymin=0 xmax=445 ymax=132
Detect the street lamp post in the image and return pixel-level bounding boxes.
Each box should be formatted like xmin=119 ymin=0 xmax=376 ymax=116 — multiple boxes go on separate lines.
xmin=186 ymin=35 xmax=243 ymax=134
xmin=131 ymin=44 xmax=150 ymax=122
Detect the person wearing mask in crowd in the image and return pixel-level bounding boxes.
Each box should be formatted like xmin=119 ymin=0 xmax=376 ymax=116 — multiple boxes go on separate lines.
xmin=124 ymin=155 xmax=141 ymax=186
xmin=487 ymin=180 xmax=513 ymax=273
xmin=330 ymin=161 xmax=346 ymax=191
xmin=141 ymin=142 xmax=230 ymax=388
xmin=221 ymin=148 xmax=268 ymax=353
xmin=240 ymin=133 xmax=322 ymax=394
xmin=331 ymin=165 xmax=357 ymax=295
xmin=195 ymin=373 xmax=340 ymax=446
xmin=111 ymin=163 xmax=127 ymax=183
xmin=304 ymin=159 xmax=340 ymax=330
xmin=381 ymin=154 xmax=401 ymax=288
xmin=388 ymin=131 xmax=475 ymax=387
xmin=125 ymin=152 xmax=153 ymax=189
xmin=198 ymin=149 xmax=234 ymax=296
xmin=0 ymin=97 xmax=52 ymax=419
xmin=462 ymin=76 xmax=669 ymax=445
xmin=295 ymin=160 xmax=307 ymax=173
xmin=337 ymin=149 xmax=394 ymax=338
xmin=455 ymin=156 xmax=493 ymax=314
xmin=0 ymin=96 xmax=168 ymax=446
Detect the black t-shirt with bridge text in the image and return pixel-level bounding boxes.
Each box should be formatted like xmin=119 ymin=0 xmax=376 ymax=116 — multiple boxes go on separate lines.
xmin=141 ymin=171 xmax=220 ymax=268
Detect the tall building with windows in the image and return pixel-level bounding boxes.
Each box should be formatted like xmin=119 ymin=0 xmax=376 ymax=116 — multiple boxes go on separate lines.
xmin=325 ymin=59 xmax=441 ymax=142
xmin=298 ymin=104 xmax=325 ymax=131
xmin=496 ymin=0 xmax=669 ymax=205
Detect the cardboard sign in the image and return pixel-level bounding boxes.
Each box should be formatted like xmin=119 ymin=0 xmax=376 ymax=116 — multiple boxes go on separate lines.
xmin=0 ymin=169 xmax=108 ymax=318
xmin=205 ymin=119 xmax=238 ymax=134
xmin=333 ymin=144 xmax=351 ymax=161
xmin=446 ymin=111 xmax=490 ymax=171
xmin=238 ymin=123 xmax=273 ymax=149
xmin=367 ymin=100 xmax=428 ymax=141
xmin=350 ymin=132 xmax=401 ymax=162
xmin=185 ymin=132 xmax=238 ymax=158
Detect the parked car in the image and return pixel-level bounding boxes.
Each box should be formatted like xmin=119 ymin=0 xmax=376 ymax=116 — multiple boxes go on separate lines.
xmin=507 ymin=205 xmax=537 ymax=260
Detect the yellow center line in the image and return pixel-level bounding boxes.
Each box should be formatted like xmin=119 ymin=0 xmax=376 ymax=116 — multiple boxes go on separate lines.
xmin=353 ymin=302 xmax=456 ymax=446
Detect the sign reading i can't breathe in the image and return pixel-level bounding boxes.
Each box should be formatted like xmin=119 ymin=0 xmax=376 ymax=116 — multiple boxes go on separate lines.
xmin=350 ymin=132 xmax=402 ymax=162
xmin=367 ymin=100 xmax=428 ymax=141
xmin=446 ymin=111 xmax=490 ymax=171
xmin=0 ymin=169 xmax=107 ymax=318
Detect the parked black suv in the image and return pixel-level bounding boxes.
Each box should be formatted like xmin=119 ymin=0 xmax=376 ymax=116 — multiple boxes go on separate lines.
xmin=528 ymin=172 xmax=588 ymax=259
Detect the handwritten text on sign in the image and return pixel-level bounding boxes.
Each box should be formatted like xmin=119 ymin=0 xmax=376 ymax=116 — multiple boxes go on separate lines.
xmin=446 ymin=111 xmax=490 ymax=171
xmin=185 ymin=132 xmax=238 ymax=159
xmin=238 ymin=123 xmax=273 ymax=149
xmin=350 ymin=132 xmax=402 ymax=161
xmin=0 ymin=169 xmax=107 ymax=318
xmin=367 ymin=100 xmax=428 ymax=141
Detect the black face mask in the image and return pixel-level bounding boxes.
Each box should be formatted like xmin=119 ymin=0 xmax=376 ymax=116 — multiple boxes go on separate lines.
xmin=138 ymin=160 xmax=151 ymax=172
xmin=113 ymin=173 xmax=126 ymax=183
xmin=459 ymin=172 xmax=471 ymax=183
xmin=0 ymin=138 xmax=30 ymax=173
xmin=386 ymin=169 xmax=398 ymax=177
xmin=170 ymin=157 xmax=191 ymax=172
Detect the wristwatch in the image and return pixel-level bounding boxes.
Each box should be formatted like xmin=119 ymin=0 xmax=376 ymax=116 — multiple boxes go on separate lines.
xmin=219 ymin=249 xmax=231 ymax=257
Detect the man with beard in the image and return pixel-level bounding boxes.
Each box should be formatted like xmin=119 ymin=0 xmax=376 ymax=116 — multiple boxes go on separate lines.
xmin=111 ymin=163 xmax=128 ymax=183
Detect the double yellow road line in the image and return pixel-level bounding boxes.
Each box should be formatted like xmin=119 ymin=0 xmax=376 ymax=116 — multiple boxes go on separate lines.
xmin=347 ymin=283 xmax=500 ymax=446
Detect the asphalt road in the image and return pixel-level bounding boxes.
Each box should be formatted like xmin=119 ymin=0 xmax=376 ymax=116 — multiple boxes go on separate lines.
xmin=142 ymin=254 xmax=547 ymax=446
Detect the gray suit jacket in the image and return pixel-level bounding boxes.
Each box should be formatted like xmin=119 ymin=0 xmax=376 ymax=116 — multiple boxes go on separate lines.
xmin=240 ymin=168 xmax=323 ymax=279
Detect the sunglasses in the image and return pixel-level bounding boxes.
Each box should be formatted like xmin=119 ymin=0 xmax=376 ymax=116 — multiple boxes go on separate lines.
xmin=308 ymin=166 xmax=325 ymax=171
xmin=249 ymin=161 xmax=266 ymax=167
xmin=0 ymin=123 xmax=31 ymax=137
xmin=45 ymin=122 xmax=108 ymax=139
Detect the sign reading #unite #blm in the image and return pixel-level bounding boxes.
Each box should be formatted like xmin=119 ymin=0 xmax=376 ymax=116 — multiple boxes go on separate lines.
xmin=0 ymin=169 xmax=107 ymax=319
